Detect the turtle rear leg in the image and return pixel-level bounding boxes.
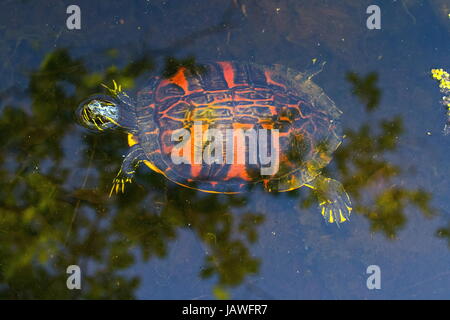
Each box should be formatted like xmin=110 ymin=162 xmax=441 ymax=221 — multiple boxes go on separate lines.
xmin=110 ymin=144 xmax=146 ymax=196
xmin=305 ymin=175 xmax=352 ymax=225
xmin=294 ymin=59 xmax=326 ymax=82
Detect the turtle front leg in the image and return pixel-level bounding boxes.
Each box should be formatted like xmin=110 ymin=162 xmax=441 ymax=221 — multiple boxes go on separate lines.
xmin=305 ymin=175 xmax=352 ymax=225
xmin=110 ymin=144 xmax=147 ymax=196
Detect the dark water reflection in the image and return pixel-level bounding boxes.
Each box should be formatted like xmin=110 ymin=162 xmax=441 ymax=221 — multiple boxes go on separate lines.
xmin=0 ymin=0 xmax=449 ymax=299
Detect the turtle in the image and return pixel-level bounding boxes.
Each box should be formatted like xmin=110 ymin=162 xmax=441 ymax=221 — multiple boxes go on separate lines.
xmin=77 ymin=61 xmax=352 ymax=224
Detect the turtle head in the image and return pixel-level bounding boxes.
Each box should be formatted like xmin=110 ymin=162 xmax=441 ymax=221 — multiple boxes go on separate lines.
xmin=77 ymin=95 xmax=120 ymax=131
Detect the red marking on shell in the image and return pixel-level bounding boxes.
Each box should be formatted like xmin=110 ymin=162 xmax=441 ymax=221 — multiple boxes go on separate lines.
xmin=217 ymin=61 xmax=236 ymax=88
xmin=191 ymin=164 xmax=202 ymax=178
xmin=170 ymin=67 xmax=189 ymax=93
xmin=225 ymin=164 xmax=251 ymax=181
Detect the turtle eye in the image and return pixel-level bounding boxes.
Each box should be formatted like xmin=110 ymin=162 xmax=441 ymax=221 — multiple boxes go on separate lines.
xmin=76 ymin=97 xmax=119 ymax=131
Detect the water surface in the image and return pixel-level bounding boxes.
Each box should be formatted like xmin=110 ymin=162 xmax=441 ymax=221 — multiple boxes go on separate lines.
xmin=0 ymin=0 xmax=449 ymax=299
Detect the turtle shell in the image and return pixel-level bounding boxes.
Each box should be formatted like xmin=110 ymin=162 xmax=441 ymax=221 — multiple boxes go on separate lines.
xmin=134 ymin=61 xmax=343 ymax=193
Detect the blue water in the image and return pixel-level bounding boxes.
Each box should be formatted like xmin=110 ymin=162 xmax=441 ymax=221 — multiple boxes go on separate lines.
xmin=0 ymin=0 xmax=449 ymax=299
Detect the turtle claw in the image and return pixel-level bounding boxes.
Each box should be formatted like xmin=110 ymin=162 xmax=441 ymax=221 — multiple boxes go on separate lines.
xmin=319 ymin=195 xmax=352 ymax=225
xmin=109 ymin=174 xmax=133 ymax=197
xmin=102 ymin=79 xmax=126 ymax=97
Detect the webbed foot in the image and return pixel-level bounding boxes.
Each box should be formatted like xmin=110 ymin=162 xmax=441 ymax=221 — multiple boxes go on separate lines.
xmin=306 ymin=175 xmax=352 ymax=225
